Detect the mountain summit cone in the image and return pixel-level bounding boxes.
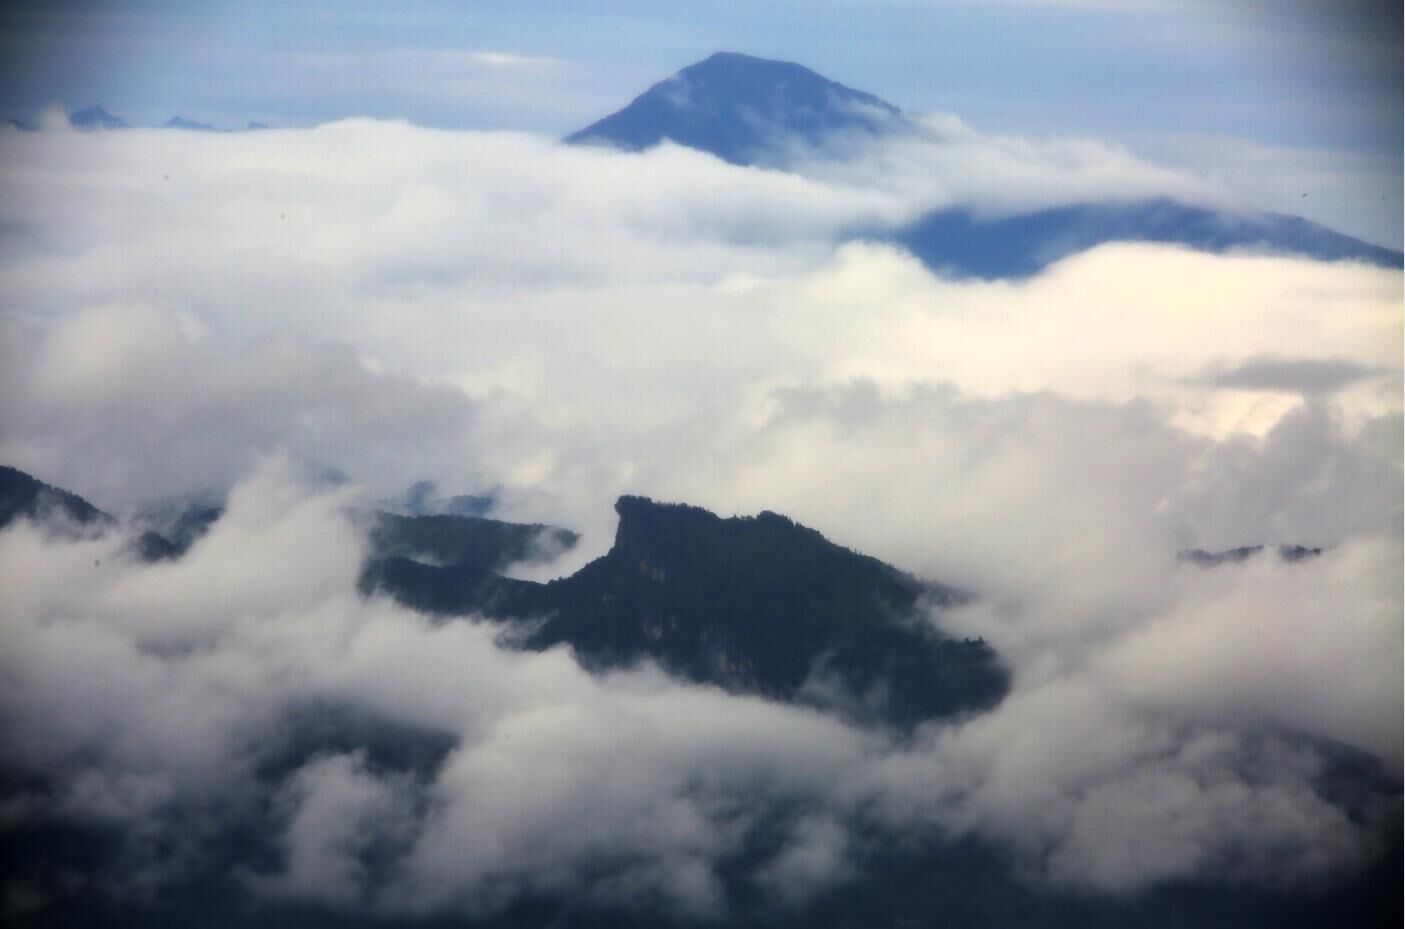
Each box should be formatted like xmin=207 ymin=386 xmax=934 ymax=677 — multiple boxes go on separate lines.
xmin=566 ymin=51 xmax=905 ymax=165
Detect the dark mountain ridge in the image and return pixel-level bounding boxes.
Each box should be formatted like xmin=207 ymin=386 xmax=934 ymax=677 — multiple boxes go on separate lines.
xmin=1179 ymin=543 xmax=1324 ymax=567
xmin=0 ymin=464 xmax=185 ymax=560
xmin=365 ymin=494 xmax=1008 ymax=726
xmin=32 ymin=107 xmax=262 ymax=133
xmin=0 ymin=464 xmax=109 ymax=530
xmin=4 ymin=464 xmax=1338 ymax=730
xmin=2 ymin=465 xmax=1397 ymax=928
xmin=0 ymin=465 xmax=573 ymax=571
xmin=163 ymin=115 xmax=220 ymax=131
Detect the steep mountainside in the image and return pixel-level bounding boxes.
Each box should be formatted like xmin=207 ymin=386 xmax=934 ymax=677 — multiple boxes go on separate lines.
xmin=0 ymin=464 xmax=183 ymax=559
xmin=366 ymin=495 xmax=1008 ymax=725
xmin=0 ymin=465 xmax=110 ymax=530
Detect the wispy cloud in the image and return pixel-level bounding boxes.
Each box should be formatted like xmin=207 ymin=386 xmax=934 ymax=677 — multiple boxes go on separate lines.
xmin=466 ymin=50 xmax=563 ymax=68
xmin=1190 ymin=356 xmax=1386 ymax=396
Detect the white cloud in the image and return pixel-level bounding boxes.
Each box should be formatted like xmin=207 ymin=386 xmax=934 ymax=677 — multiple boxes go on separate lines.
xmin=1 ymin=455 xmax=1394 ymax=908
xmin=0 ymin=458 xmax=881 ymax=915
xmin=0 ymin=124 xmax=1395 ymax=531
xmin=0 ymin=119 xmax=1398 ymax=913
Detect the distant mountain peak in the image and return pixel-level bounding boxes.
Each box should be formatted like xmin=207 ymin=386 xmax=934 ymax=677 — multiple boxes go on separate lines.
xmin=69 ymin=105 xmax=129 ymax=130
xmin=565 ymin=51 xmax=906 ymax=165
xmin=163 ymin=115 xmax=219 ymax=131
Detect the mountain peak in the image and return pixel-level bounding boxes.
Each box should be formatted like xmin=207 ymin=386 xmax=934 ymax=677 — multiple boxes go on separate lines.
xmin=685 ymin=50 xmax=842 ymax=80
xmin=610 ymin=494 xmax=830 ymax=566
xmin=613 ymin=492 xmax=715 ymax=526
xmin=164 ymin=115 xmax=219 ymax=131
xmin=368 ymin=493 xmax=1004 ymax=725
xmin=70 ymin=105 xmax=129 ymax=130
xmin=565 ymin=52 xmax=905 ymax=166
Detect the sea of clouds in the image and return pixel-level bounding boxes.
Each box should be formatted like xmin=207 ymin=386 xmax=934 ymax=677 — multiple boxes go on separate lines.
xmin=0 ymin=114 xmax=1399 ymax=918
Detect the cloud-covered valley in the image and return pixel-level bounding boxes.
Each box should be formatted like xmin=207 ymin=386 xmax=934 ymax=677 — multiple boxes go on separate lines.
xmin=0 ymin=115 xmax=1399 ymax=924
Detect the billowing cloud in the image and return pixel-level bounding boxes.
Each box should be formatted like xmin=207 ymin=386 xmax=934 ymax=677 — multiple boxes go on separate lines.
xmin=788 ymin=112 xmax=1221 ymax=217
xmin=0 ymin=117 xmax=1399 ymax=919
xmin=1 ymin=121 xmax=1397 ymax=516
xmin=0 ymin=303 xmax=495 ymax=508
xmin=0 ymin=458 xmax=881 ymax=917
xmin=1 ymin=451 xmax=1395 ymax=913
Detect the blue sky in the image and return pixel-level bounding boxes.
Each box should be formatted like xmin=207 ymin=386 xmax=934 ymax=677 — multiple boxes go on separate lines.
xmin=1 ymin=1 xmax=1396 ymax=145
xmin=2 ymin=0 xmax=1400 ymax=243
